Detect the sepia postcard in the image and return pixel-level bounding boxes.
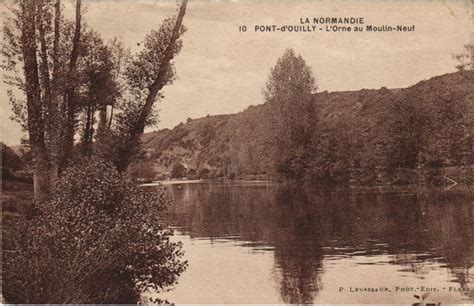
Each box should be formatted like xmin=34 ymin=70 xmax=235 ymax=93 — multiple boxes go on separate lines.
xmin=1 ymin=0 xmax=473 ymax=305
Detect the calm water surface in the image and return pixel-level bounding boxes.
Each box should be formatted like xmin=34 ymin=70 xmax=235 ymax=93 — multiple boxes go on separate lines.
xmin=146 ymin=181 xmax=473 ymax=304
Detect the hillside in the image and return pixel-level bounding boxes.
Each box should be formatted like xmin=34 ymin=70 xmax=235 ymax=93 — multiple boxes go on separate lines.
xmin=137 ymin=71 xmax=474 ymax=183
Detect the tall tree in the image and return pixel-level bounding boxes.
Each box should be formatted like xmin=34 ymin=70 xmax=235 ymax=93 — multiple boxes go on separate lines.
xmin=98 ymin=0 xmax=188 ymax=172
xmin=1 ymin=0 xmax=74 ymax=201
xmin=77 ymin=29 xmax=119 ymax=157
xmin=3 ymin=0 xmax=188 ymax=199
xmin=61 ymin=0 xmax=81 ymax=169
xmin=21 ymin=0 xmax=49 ymax=200
xmin=263 ymin=49 xmax=318 ymax=183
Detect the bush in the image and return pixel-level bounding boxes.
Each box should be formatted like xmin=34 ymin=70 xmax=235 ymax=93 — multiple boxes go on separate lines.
xmin=1 ymin=142 xmax=24 ymax=179
xmin=3 ymin=158 xmax=186 ymax=303
xmin=128 ymin=161 xmax=158 ymax=182
xmin=198 ymin=168 xmax=210 ymax=179
xmin=170 ymin=163 xmax=186 ymax=179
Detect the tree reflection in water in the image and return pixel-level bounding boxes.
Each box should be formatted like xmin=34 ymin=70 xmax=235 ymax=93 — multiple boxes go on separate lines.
xmin=156 ymin=182 xmax=473 ymax=303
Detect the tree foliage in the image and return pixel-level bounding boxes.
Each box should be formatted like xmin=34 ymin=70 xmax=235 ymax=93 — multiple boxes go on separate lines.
xmin=454 ymin=44 xmax=473 ymax=72
xmin=2 ymin=1 xmax=189 ymax=303
xmin=140 ymin=68 xmax=473 ymax=186
xmin=170 ymin=162 xmax=187 ymax=179
xmin=3 ymin=158 xmax=187 ymax=303
xmin=77 ymin=28 xmax=120 ymax=156
xmin=2 ymin=0 xmax=188 ymax=198
xmin=1 ymin=0 xmax=84 ymax=200
xmin=264 ymin=49 xmax=318 ymax=183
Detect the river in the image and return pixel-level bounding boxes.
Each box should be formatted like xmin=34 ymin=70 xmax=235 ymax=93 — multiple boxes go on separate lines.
xmin=144 ymin=181 xmax=473 ymax=304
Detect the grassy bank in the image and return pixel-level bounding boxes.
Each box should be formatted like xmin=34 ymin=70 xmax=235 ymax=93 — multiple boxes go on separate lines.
xmin=2 ymin=180 xmax=34 ymax=252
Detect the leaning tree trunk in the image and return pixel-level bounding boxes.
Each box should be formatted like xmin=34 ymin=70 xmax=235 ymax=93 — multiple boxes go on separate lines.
xmin=117 ymin=0 xmax=188 ymax=173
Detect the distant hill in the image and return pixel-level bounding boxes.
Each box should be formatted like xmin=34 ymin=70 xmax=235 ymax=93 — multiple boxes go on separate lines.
xmin=138 ymin=71 xmax=474 ymax=182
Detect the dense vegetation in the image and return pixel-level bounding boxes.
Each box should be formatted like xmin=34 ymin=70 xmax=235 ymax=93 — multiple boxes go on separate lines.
xmin=2 ymin=0 xmax=189 ymax=303
xmin=2 ymin=0 xmax=187 ymax=200
xmin=139 ymin=57 xmax=473 ymax=186
xmin=1 ymin=1 xmax=472 ymax=301
xmin=3 ymin=159 xmax=186 ymax=303
xmin=1 ymin=143 xmax=24 ymax=180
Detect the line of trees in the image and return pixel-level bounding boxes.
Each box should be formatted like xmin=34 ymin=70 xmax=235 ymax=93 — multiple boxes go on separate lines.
xmin=2 ymin=0 xmax=190 ymax=303
xmin=264 ymin=48 xmax=473 ymax=186
xmin=2 ymin=0 xmax=188 ymax=201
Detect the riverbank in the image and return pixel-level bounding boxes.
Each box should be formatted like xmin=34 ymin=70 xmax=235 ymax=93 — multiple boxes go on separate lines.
xmin=141 ymin=179 xmax=204 ymax=186
xmin=2 ymin=180 xmax=34 ymax=303
xmin=2 ymin=180 xmax=34 ymax=256
xmin=140 ymin=178 xmax=273 ymax=187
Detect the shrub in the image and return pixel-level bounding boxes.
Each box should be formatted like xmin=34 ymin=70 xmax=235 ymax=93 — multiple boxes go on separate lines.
xmin=128 ymin=161 xmax=158 ymax=182
xmin=3 ymin=158 xmax=186 ymax=303
xmin=198 ymin=168 xmax=210 ymax=179
xmin=170 ymin=163 xmax=186 ymax=179
xmin=1 ymin=142 xmax=24 ymax=179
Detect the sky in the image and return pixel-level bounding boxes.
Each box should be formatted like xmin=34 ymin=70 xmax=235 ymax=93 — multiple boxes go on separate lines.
xmin=0 ymin=0 xmax=472 ymax=146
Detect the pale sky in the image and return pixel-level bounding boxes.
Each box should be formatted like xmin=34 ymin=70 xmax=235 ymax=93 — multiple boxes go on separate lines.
xmin=1 ymin=0 xmax=472 ymax=145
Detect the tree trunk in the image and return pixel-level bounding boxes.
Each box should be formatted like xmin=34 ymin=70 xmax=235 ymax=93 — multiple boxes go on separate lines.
xmin=82 ymin=100 xmax=94 ymax=157
xmin=38 ymin=0 xmax=62 ymax=189
xmin=21 ymin=0 xmax=50 ymax=201
xmin=117 ymin=0 xmax=188 ymax=172
xmin=62 ymin=0 xmax=82 ymax=169
xmin=33 ymin=152 xmax=51 ymax=202
xmin=49 ymin=0 xmax=61 ymax=186
xmin=95 ymin=105 xmax=109 ymax=146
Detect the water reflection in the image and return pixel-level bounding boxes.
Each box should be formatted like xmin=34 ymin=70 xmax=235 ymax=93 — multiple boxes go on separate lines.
xmin=146 ymin=182 xmax=473 ymax=303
